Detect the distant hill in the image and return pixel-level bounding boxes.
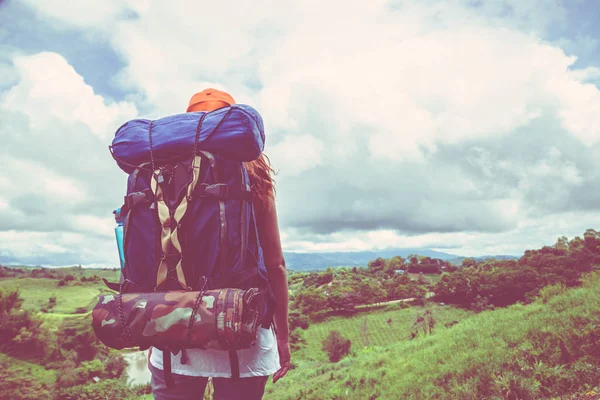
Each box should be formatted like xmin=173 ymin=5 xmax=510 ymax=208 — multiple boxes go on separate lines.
xmin=283 ymin=248 xmax=463 ymax=271
xmin=1 ymin=250 xmax=519 ymax=271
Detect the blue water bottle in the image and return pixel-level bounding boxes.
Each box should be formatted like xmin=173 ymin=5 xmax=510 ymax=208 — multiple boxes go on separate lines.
xmin=113 ymin=208 xmax=125 ymax=269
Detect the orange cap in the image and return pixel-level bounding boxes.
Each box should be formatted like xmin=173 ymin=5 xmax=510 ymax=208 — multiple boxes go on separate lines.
xmin=186 ymin=88 xmax=236 ymax=112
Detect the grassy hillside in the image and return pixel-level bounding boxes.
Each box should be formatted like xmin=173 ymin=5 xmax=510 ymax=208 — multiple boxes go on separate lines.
xmin=2 ymin=264 xmax=598 ymax=399
xmin=0 ymin=277 xmax=107 ymax=314
xmin=264 ymin=272 xmax=600 ymax=400
xmin=294 ymin=303 xmax=473 ymax=362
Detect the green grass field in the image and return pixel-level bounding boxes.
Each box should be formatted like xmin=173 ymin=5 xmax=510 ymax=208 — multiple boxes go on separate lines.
xmin=0 ymin=277 xmax=107 ymax=314
xmin=294 ymin=303 xmax=473 ymax=362
xmin=264 ymin=272 xmax=600 ymax=400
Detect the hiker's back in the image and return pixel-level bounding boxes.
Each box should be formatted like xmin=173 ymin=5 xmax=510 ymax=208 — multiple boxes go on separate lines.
xmin=94 ymin=89 xmax=288 ymax=400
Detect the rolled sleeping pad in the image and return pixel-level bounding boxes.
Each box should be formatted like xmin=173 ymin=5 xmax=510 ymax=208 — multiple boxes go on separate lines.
xmin=111 ymin=104 xmax=265 ymax=174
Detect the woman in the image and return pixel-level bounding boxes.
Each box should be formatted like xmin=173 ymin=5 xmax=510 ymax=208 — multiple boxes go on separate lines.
xmin=148 ymin=89 xmax=291 ymax=400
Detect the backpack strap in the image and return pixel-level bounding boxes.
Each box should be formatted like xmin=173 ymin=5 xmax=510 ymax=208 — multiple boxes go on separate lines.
xmin=151 ymin=155 xmax=203 ymax=290
xmin=198 ymin=151 xmax=230 ymax=277
xmin=239 ymin=164 xmax=249 ymax=274
xmin=229 ymin=350 xmax=240 ymax=380
xmin=196 ymin=183 xmax=252 ymax=200
xmin=163 ymin=351 xmax=174 ymax=388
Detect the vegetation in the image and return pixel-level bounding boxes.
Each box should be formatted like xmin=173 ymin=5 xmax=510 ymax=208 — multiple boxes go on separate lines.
xmin=2 ymin=229 xmax=600 ymax=399
xmin=433 ymin=229 xmax=600 ymax=309
xmin=322 ymin=330 xmax=352 ymax=362
xmin=264 ymin=270 xmax=600 ymax=400
xmin=0 ymin=267 xmax=149 ymax=399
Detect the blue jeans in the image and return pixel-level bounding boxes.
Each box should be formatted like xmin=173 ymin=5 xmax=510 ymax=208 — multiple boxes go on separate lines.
xmin=149 ymin=363 xmax=269 ymax=400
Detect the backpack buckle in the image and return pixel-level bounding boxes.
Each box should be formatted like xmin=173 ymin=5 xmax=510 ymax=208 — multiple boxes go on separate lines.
xmin=199 ymin=184 xmax=228 ymax=199
xmin=122 ymin=189 xmax=154 ymax=215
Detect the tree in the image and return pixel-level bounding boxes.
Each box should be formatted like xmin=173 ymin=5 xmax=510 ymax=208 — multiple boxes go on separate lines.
xmin=388 ymin=256 xmax=405 ymax=270
xmin=420 ymin=256 xmax=432 ymax=265
xmin=353 ymin=277 xmax=386 ymax=305
xmin=292 ymin=287 xmax=328 ymax=319
xmin=368 ymin=257 xmax=387 ymax=275
xmin=326 ymin=284 xmax=357 ymax=313
xmin=461 ymin=257 xmax=477 ymax=268
xmin=322 ymin=330 xmax=351 ymax=362
xmin=555 ymin=236 xmax=569 ymax=252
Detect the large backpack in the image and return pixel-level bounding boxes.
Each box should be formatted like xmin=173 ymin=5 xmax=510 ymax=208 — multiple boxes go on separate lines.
xmin=105 ymin=105 xmax=275 ymax=381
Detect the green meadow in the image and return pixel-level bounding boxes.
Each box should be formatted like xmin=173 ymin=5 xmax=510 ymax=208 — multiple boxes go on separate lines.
xmin=1 ymin=277 xmax=106 ymax=314
xmin=293 ymin=303 xmax=473 ymax=362
xmin=264 ymin=272 xmax=600 ymax=400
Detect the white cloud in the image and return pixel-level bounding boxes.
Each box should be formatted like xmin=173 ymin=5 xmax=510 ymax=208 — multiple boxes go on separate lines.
xmin=1 ymin=52 xmax=137 ymax=140
xmin=0 ymin=230 xmax=119 ymax=267
xmin=0 ymin=52 xmax=137 ymax=265
xmin=5 ymin=0 xmax=600 ymax=264
xmin=269 ymin=134 xmax=324 ymax=176
xmin=71 ymin=215 xmax=114 ymax=238
xmin=0 ymin=156 xmax=87 ymax=206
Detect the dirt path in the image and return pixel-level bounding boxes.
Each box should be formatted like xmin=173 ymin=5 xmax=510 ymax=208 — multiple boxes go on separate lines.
xmin=355 ymin=292 xmax=435 ymax=309
xmin=355 ymin=297 xmax=415 ymax=309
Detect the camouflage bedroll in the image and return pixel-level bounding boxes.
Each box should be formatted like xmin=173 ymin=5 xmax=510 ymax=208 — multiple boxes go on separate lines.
xmin=92 ymin=288 xmax=261 ymax=352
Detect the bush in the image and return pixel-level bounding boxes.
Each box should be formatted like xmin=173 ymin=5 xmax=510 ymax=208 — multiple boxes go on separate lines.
xmin=0 ymin=287 xmax=23 ymax=315
xmin=56 ymin=359 xmax=105 ymax=388
xmin=57 ymin=378 xmax=137 ymax=400
xmin=0 ymin=367 xmax=54 ymax=400
xmin=410 ymin=309 xmax=436 ymax=340
xmin=322 ymin=330 xmax=351 ymax=362
xmin=289 ymin=328 xmax=307 ymax=352
xmin=0 ymin=308 xmax=53 ymax=360
xmin=57 ymin=316 xmax=108 ymax=362
xmin=538 ymin=283 xmax=567 ymax=304
xmin=289 ymin=310 xmax=310 ymax=330
xmin=104 ymin=353 xmax=127 ymax=379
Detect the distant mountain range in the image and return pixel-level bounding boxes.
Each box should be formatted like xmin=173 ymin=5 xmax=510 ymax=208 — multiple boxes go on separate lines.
xmin=0 ymin=249 xmax=519 ymax=271
xmin=282 ymin=249 xmax=518 ymax=271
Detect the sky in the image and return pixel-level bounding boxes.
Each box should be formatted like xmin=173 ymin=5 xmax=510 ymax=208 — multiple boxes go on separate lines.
xmin=1 ymin=0 xmax=600 ymax=267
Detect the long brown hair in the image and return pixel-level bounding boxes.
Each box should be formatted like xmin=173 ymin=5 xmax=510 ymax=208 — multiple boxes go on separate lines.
xmin=245 ymin=154 xmax=276 ymax=208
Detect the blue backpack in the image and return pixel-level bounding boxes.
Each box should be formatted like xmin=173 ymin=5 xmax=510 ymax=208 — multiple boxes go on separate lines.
xmin=108 ymin=105 xmax=275 ymax=326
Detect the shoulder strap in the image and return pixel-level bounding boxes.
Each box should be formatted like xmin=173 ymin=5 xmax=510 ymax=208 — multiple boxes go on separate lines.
xmin=151 ymin=155 xmax=203 ymax=290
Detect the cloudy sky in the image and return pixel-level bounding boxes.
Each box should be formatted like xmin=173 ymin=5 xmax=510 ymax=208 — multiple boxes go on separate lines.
xmin=1 ymin=0 xmax=600 ymax=267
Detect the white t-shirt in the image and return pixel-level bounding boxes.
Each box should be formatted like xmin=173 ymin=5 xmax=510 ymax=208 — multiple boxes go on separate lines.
xmin=149 ymin=326 xmax=280 ymax=378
